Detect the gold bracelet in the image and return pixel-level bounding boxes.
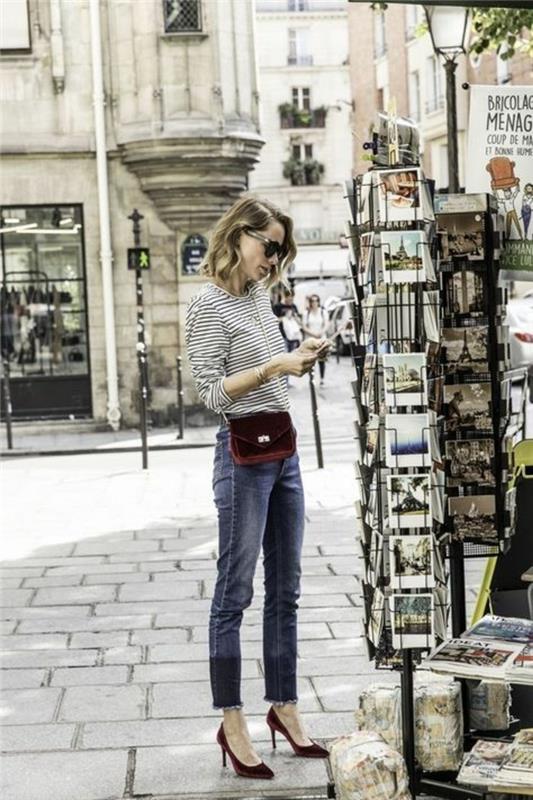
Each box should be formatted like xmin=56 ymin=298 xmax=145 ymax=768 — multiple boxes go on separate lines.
xmin=255 ymin=365 xmax=267 ymax=386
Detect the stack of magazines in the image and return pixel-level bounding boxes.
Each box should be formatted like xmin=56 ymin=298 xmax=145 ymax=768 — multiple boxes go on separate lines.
xmin=457 ymin=729 xmax=533 ymax=790
xmin=424 ymin=615 xmax=533 ymax=684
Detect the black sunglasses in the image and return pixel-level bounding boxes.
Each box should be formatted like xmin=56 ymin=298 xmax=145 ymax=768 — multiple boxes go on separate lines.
xmin=245 ymin=229 xmax=284 ymax=260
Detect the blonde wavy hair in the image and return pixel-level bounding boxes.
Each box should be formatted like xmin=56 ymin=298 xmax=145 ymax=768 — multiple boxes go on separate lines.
xmin=201 ymin=195 xmax=297 ymax=288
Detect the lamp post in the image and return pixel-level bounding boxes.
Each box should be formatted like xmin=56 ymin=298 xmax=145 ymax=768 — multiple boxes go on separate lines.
xmin=424 ymin=5 xmax=469 ymax=193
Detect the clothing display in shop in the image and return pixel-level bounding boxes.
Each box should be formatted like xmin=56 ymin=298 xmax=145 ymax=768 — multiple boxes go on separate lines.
xmin=355 ymin=678 xmax=463 ymax=772
xmin=329 ymin=730 xmax=411 ymax=800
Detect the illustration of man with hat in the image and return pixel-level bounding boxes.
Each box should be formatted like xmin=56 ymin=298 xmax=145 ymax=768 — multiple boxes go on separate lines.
xmin=486 ymin=157 xmax=522 ymax=239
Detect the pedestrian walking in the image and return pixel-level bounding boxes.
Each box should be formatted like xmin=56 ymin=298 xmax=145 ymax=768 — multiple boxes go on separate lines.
xmin=280 ymin=306 xmax=303 ymax=353
xmin=302 ymin=294 xmax=328 ymax=385
xmin=185 ymin=195 xmax=330 ymax=780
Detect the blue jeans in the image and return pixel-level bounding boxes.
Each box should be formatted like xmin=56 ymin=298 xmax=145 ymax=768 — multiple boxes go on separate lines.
xmin=210 ymin=425 xmax=305 ymax=709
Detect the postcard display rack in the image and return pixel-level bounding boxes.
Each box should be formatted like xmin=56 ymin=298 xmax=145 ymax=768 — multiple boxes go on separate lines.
xmin=343 ymin=173 xmax=523 ymax=800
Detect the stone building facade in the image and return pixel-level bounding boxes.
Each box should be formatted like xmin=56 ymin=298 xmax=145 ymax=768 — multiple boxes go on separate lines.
xmin=348 ymin=3 xmax=532 ymax=183
xmin=250 ymin=0 xmax=352 ymax=282
xmin=0 ymin=0 xmax=263 ymax=427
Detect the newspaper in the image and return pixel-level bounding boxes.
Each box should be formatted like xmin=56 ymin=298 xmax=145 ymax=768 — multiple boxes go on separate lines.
xmin=458 ymin=729 xmax=533 ymax=790
xmin=457 ymin=740 xmax=511 ymax=786
xmin=329 ymin=730 xmax=411 ymax=800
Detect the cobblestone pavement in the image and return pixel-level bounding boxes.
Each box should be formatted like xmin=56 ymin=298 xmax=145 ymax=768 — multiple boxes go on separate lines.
xmin=1 ymin=359 xmax=488 ymax=800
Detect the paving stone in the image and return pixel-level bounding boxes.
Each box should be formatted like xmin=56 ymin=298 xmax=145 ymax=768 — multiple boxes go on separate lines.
xmin=136 ymin=529 xmax=181 ymax=539
xmin=0 ymin=589 xmax=34 ymax=607
xmin=148 ymin=643 xmax=209 ymax=663
xmin=94 ymin=600 xmax=198 ymax=616
xmin=69 ymin=631 xmax=129 ymax=649
xmin=1 ymin=605 xmax=92 ymax=621
xmin=47 ymin=563 xmax=138 ymax=576
xmin=102 ymin=646 xmax=142 ymax=665
xmin=298 ymin=655 xmax=379 ymax=677
xmin=299 ymin=606 xmax=361 ymax=624
xmin=83 ymin=572 xmax=149 ymax=584
xmin=0 ymin=669 xmax=47 ymax=689
xmin=1 ymin=750 xmax=128 ymax=800
xmin=59 ymin=684 xmax=146 ymax=721
xmin=299 ymin=593 xmax=353 ymax=608
xmin=298 ymin=637 xmax=367 ymax=659
xmin=0 ymin=567 xmax=44 ymax=578
xmin=0 ymin=620 xmax=17 ymax=634
xmin=22 ymin=576 xmax=82 ymax=588
xmin=1 ymin=688 xmax=62 ymax=723
xmin=133 ymin=742 xmax=328 ymax=797
xmin=33 ymin=543 xmax=75 ymax=557
xmin=312 ymin=673 xmax=397 ymax=712
xmin=1 ymin=723 xmax=75 ymax=752
xmin=17 ymin=614 xmax=152 ymax=634
xmin=109 ymin=551 xmax=184 ymax=563
xmin=1 ymin=649 xmax=97 ymax=668
xmin=13 ymin=557 xmax=105 ymax=568
xmin=330 ymin=621 xmax=363 ymax=639
xmin=138 ymin=561 xmax=180 ymax=573
xmin=154 ymin=608 xmax=211 ymax=628
xmin=119 ymin=581 xmax=199 ymax=601
xmin=130 ymin=628 xmax=189 ymax=646
xmin=51 ymin=666 xmax=129 ymax=686
xmin=1 ymin=578 xmax=22 ymax=588
xmin=0 ymin=633 xmax=68 ymax=650
xmin=300 ymin=575 xmax=359 ymax=594
xmin=132 ymin=659 xmax=259 ymax=684
xmin=327 ymin=558 xmax=362 ymax=576
xmin=177 ymin=559 xmax=216 ymax=571
xmin=151 ymin=676 xmax=320 ymax=718
xmin=31 ymin=586 xmax=116 ymax=606
xmin=73 ymin=539 xmax=159 ymax=555
xmin=318 ymin=545 xmax=358 ymax=556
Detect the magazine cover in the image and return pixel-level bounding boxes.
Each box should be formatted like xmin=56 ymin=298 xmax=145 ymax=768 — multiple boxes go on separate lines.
xmin=466 ymin=615 xmax=533 ymax=645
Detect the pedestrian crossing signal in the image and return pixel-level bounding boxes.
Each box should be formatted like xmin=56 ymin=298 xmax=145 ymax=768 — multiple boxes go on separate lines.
xmin=128 ymin=247 xmax=151 ymax=270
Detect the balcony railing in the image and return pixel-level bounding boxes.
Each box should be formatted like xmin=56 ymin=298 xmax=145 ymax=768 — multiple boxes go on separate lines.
xmin=257 ymin=1 xmax=345 ymax=11
xmin=287 ymin=54 xmax=314 ymax=66
xmin=282 ymin=157 xmax=324 ymax=186
xmin=279 ymin=104 xmax=327 ymax=129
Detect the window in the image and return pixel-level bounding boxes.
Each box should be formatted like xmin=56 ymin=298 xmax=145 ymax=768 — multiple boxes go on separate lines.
xmin=426 ymin=55 xmax=443 ymax=113
xmin=373 ymin=11 xmax=386 ymax=58
xmin=0 ymin=0 xmax=31 ymax=51
xmin=377 ymin=88 xmax=385 ymax=112
xmin=408 ymin=70 xmax=420 ymax=122
xmin=288 ymin=28 xmax=312 ymax=65
xmin=288 ymin=0 xmax=308 ymax=10
xmin=162 ymin=0 xmax=202 ymax=34
xmin=292 ymin=143 xmax=313 ymax=160
xmin=405 ymin=4 xmax=419 ymax=40
xmin=292 ymin=87 xmax=311 ymax=110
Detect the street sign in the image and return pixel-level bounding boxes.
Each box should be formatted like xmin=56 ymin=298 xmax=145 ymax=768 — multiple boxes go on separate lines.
xmin=128 ymin=247 xmax=151 ymax=271
xmin=181 ymin=234 xmax=207 ymax=276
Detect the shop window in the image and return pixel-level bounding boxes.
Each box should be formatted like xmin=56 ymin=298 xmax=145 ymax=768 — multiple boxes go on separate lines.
xmin=0 ymin=205 xmax=90 ymax=382
xmin=162 ymin=0 xmax=202 ymax=34
xmin=373 ymin=10 xmax=387 ymax=59
xmin=0 ymin=0 xmax=31 ymax=52
xmin=425 ymin=55 xmax=444 ymax=114
xmin=409 ymin=70 xmax=421 ymax=122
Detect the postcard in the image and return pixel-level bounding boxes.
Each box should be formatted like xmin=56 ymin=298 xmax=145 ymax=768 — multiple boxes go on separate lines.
xmin=376 ymin=167 xmax=422 ymax=223
xmin=444 ymin=269 xmax=486 ymax=318
xmin=355 ymin=172 xmax=373 ymax=226
xmin=423 ymin=289 xmax=440 ymax=343
xmin=383 ymin=352 xmax=427 ymax=408
xmin=445 ymin=439 xmax=495 ymax=487
xmin=389 ymin=535 xmax=435 ymax=590
xmin=387 ymin=473 xmax=431 ymax=529
xmin=433 ymin=585 xmax=448 ymax=641
xmin=390 ymin=592 xmax=434 ymax=649
xmin=368 ymin=530 xmax=383 ymax=587
xmin=441 ymin=326 xmax=489 ymax=375
xmin=362 ymin=294 xmax=376 ymax=335
xmin=380 ymin=230 xmax=430 ymax=285
xmin=368 ymin=586 xmax=385 ymax=646
xmin=364 ymin=413 xmax=380 ymax=467
xmin=438 ymin=212 xmax=485 ymax=261
xmin=358 ymin=232 xmax=374 ymax=284
xmin=344 ymin=179 xmax=356 ymax=224
xmin=385 ymin=412 xmax=431 ymax=468
xmin=362 ymin=353 xmax=377 ymax=406
xmin=443 ymin=382 xmax=492 ymax=434
xmin=448 ymin=494 xmax=497 ymax=543
xmin=343 ymin=220 xmax=357 ymax=266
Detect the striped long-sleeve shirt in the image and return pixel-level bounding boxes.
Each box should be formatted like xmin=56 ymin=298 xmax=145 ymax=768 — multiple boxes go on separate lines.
xmin=185 ymin=282 xmax=289 ymax=418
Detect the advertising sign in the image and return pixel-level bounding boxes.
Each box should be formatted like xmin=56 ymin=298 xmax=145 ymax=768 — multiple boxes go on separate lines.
xmin=181 ymin=234 xmax=207 ymax=276
xmin=465 ymin=84 xmax=533 ymax=279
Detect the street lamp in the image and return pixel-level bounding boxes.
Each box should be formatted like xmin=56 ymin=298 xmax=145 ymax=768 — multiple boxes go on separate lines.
xmin=424 ymin=5 xmax=469 ymax=193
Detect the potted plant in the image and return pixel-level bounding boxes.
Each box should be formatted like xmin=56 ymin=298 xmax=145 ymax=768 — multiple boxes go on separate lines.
xmin=278 ymin=102 xmax=295 ymax=128
xmin=303 ymin=158 xmax=324 ymax=185
xmin=282 ymin=158 xmax=306 ymax=186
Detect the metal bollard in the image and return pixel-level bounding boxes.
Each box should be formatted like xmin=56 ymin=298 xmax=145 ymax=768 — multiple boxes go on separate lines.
xmin=138 ymin=351 xmax=149 ymax=470
xmin=176 ymin=355 xmax=185 ymax=440
xmin=308 ymin=368 xmax=324 ymax=469
xmin=2 ymin=359 xmax=13 ymax=450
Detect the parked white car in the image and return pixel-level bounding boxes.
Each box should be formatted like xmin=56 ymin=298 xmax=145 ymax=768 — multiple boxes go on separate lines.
xmin=506 ymin=289 xmax=533 ymax=400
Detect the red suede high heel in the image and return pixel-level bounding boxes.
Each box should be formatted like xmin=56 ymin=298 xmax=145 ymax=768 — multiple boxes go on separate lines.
xmin=216 ymin=724 xmax=274 ymax=780
xmin=266 ymin=706 xmax=329 ymax=758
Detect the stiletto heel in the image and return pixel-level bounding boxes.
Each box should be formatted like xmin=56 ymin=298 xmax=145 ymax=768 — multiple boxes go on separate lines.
xmin=266 ymin=707 xmax=329 ymax=759
xmin=216 ymin=724 xmax=274 ymax=779
xmin=271 ymin=727 xmax=276 ymax=749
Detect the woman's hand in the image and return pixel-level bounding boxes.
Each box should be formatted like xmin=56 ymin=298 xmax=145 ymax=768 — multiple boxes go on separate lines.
xmin=298 ymin=337 xmax=331 ymax=360
xmin=269 ymin=350 xmax=318 ymax=378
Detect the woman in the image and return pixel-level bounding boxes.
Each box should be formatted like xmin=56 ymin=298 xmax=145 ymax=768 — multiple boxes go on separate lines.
xmin=185 ymin=196 xmax=329 ymax=780
xmin=302 ymin=294 xmax=328 ymax=385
